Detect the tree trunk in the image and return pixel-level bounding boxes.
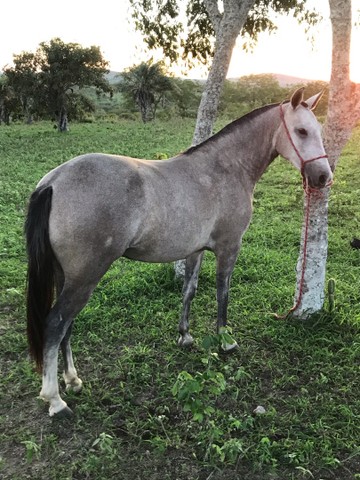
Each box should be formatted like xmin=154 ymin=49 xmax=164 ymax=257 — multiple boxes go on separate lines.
xmin=139 ymin=98 xmax=154 ymax=123
xmin=191 ymin=28 xmax=238 ymax=145
xmin=22 ymin=96 xmax=34 ymax=124
xmin=174 ymin=0 xmax=256 ymax=278
xmin=291 ymin=188 xmax=330 ymax=317
xmin=291 ymin=0 xmax=360 ymax=318
xmin=0 ymin=101 xmax=4 ymax=125
xmin=322 ymin=0 xmax=360 ymax=166
xmin=58 ymin=107 xmax=69 ymax=132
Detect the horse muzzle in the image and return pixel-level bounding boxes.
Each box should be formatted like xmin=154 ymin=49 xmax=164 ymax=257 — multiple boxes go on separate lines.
xmin=302 ymin=160 xmax=333 ymax=189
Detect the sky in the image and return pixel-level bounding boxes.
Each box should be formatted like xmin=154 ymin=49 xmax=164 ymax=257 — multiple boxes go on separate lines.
xmin=0 ymin=0 xmax=359 ymax=82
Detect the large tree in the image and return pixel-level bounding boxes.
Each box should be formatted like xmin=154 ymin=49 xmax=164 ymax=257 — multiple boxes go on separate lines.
xmin=40 ymin=38 xmax=112 ymax=131
xmin=130 ymin=0 xmax=319 ymax=276
xmin=4 ymin=38 xmax=112 ymax=131
xmin=291 ymin=0 xmax=360 ymax=317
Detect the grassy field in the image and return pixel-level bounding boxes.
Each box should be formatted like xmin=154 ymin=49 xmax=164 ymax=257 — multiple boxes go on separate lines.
xmin=0 ymin=118 xmax=359 ymax=480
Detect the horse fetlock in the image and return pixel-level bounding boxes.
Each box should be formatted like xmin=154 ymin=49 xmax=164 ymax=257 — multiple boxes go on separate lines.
xmin=178 ymin=333 xmax=194 ymax=348
xmin=63 ymin=373 xmax=83 ymax=393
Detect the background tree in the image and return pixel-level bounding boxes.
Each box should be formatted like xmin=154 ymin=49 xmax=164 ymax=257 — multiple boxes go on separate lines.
xmin=170 ymin=78 xmax=203 ymax=118
xmin=219 ymin=74 xmax=289 ymax=117
xmin=4 ymin=38 xmax=112 ymax=131
xmin=38 ymin=38 xmax=112 ymax=131
xmin=4 ymin=52 xmax=41 ymax=124
xmin=130 ymin=0 xmax=320 ymax=277
xmin=294 ymin=80 xmax=329 ymax=116
xmin=291 ymin=0 xmax=360 ymax=317
xmin=65 ymin=91 xmax=97 ymax=123
xmin=118 ymin=60 xmax=176 ymax=122
xmin=0 ymin=75 xmax=20 ymax=125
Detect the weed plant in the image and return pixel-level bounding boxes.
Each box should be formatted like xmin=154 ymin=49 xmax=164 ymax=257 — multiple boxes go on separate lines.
xmin=0 ymin=119 xmax=359 ymax=479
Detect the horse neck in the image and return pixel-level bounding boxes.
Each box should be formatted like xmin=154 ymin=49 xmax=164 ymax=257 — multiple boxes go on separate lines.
xmin=179 ymin=105 xmax=280 ymax=189
xmin=229 ymin=105 xmax=280 ymax=186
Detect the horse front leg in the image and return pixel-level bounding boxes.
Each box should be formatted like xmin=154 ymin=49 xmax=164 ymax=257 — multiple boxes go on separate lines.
xmin=216 ymin=251 xmax=239 ymax=352
xmin=178 ymin=251 xmax=204 ymax=347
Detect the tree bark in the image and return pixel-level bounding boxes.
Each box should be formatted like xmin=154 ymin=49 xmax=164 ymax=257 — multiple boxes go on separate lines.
xmin=292 ymin=0 xmax=360 ymax=318
xmin=174 ymin=0 xmax=256 ymax=278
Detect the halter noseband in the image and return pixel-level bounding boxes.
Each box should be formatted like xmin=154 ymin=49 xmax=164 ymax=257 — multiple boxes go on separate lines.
xmin=279 ymin=102 xmax=328 ymax=184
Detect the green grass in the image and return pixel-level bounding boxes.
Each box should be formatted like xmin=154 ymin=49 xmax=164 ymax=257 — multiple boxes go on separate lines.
xmin=0 ymin=119 xmax=359 ymax=480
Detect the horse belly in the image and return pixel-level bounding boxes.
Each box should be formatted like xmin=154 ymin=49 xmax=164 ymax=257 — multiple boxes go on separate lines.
xmin=123 ymin=246 xmax=204 ymax=263
xmin=123 ymin=221 xmax=214 ymax=263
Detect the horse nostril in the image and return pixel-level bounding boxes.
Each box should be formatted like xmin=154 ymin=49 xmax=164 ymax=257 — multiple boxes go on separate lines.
xmin=319 ymin=174 xmax=327 ymax=186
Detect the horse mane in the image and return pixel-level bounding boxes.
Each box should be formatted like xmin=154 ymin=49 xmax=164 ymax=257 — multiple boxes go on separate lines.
xmin=183 ymin=102 xmax=282 ymax=156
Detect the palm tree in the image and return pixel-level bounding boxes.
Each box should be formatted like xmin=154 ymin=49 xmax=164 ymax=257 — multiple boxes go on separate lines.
xmin=118 ymin=60 xmax=175 ymax=122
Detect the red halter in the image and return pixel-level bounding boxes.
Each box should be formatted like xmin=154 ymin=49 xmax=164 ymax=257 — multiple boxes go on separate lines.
xmin=279 ymin=102 xmax=329 ymax=186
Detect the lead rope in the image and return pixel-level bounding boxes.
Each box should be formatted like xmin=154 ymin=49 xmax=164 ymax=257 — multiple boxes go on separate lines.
xmin=275 ymin=103 xmax=332 ymax=319
xmin=274 ymin=182 xmax=314 ymax=319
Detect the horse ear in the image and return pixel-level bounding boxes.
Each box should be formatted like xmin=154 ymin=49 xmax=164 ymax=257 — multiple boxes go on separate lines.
xmin=290 ymin=87 xmax=305 ymax=109
xmin=304 ymin=90 xmax=324 ymax=111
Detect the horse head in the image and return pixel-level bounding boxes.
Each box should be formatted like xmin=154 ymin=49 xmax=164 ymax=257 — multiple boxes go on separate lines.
xmin=275 ymin=87 xmax=333 ymax=189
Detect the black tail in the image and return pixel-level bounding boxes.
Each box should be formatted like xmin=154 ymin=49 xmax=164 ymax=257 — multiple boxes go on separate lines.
xmin=25 ymin=185 xmax=55 ymax=372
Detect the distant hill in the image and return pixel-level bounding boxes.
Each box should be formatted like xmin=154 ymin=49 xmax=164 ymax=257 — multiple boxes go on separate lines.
xmin=105 ymin=70 xmax=327 ymax=87
xmin=227 ymin=73 xmax=327 ymax=86
xmin=106 ymin=71 xmax=122 ymax=84
xmin=271 ymin=73 xmax=327 ymax=86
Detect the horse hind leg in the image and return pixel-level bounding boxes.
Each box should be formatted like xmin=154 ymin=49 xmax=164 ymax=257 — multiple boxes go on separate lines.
xmin=40 ymin=305 xmax=73 ymax=417
xmin=54 ymin=261 xmax=83 ymax=393
xmin=178 ymin=251 xmax=204 ymax=347
xmin=40 ymin=279 xmax=99 ymax=417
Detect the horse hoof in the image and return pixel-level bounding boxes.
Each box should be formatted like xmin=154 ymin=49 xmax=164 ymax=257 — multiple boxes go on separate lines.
xmin=350 ymin=238 xmax=360 ymax=249
xmin=221 ymin=340 xmax=239 ymax=353
xmin=51 ymin=405 xmax=74 ymax=418
xmin=178 ymin=333 xmax=194 ymax=348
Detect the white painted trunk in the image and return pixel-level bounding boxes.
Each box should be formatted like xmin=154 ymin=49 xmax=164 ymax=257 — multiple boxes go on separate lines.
xmin=292 ymin=0 xmax=360 ymax=318
xmin=291 ymin=188 xmax=330 ymax=318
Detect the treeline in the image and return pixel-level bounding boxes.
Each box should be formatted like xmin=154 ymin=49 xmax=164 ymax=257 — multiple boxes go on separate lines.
xmin=0 ymin=38 xmax=328 ymax=130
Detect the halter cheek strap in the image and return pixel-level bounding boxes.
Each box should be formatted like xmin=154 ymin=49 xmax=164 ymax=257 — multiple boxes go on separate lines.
xmin=279 ymin=103 xmax=328 ymax=182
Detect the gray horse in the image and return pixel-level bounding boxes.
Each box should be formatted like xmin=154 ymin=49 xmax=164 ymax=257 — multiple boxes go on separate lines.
xmin=25 ymin=88 xmax=332 ymax=416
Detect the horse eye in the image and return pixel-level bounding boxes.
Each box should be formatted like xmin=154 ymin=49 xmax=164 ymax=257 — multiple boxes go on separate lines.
xmin=297 ymin=128 xmax=308 ymax=137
